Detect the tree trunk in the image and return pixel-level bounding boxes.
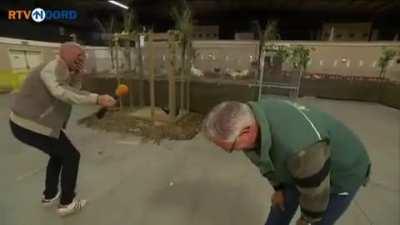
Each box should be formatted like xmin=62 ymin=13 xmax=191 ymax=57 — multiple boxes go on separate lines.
xmin=185 ymin=41 xmax=192 ymax=111
xmin=148 ymin=32 xmax=155 ymax=123
xmin=125 ymin=39 xmax=134 ymax=109
xmin=180 ymin=38 xmax=186 ymax=114
xmin=168 ymin=31 xmax=177 ymax=122
xmin=135 ymin=34 xmax=145 ymax=107
xmin=295 ymin=70 xmax=303 ymax=99
xmin=109 ymin=37 xmax=115 ymax=71
xmin=115 ymin=38 xmax=123 ymax=109
xmin=129 ymin=78 xmax=134 ymax=109
xmin=124 ymin=39 xmax=132 ymax=71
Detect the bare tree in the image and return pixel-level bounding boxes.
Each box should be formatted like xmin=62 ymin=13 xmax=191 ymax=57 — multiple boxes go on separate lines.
xmin=171 ymin=0 xmax=194 ymax=113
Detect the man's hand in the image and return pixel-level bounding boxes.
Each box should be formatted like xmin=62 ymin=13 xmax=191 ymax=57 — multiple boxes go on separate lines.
xmin=296 ymin=217 xmax=312 ymax=225
xmin=98 ymin=95 xmax=116 ymax=107
xmin=271 ymin=191 xmax=285 ymax=211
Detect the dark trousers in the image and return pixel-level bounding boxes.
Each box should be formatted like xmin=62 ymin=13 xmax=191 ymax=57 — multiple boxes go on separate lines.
xmin=265 ymin=185 xmax=358 ymax=225
xmin=10 ymin=120 xmax=80 ymax=205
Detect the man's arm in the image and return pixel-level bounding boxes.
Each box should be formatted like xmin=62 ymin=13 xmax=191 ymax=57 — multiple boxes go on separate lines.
xmin=69 ymin=74 xmax=82 ymax=89
xmin=40 ymin=61 xmax=98 ymax=105
xmin=263 ymin=172 xmax=284 ymax=191
xmin=288 ymin=141 xmax=331 ymax=224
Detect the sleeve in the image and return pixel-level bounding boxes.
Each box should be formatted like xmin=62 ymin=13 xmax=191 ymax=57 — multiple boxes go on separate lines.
xmin=245 ymin=150 xmax=285 ymax=191
xmin=40 ymin=61 xmax=98 ymax=105
xmin=263 ymin=172 xmax=284 ymax=191
xmin=288 ymin=142 xmax=331 ymax=224
xmin=69 ymin=75 xmax=82 ymax=89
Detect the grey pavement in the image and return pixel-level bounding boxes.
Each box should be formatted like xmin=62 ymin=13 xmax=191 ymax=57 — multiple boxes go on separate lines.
xmin=0 ymin=94 xmax=398 ymax=225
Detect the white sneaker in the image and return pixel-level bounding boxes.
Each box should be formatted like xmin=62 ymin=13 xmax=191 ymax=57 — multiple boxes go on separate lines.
xmin=57 ymin=199 xmax=87 ymax=216
xmin=41 ymin=192 xmax=60 ymax=207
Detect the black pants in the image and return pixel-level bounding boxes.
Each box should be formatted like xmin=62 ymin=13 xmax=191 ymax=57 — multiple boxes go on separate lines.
xmin=10 ymin=120 xmax=80 ymax=205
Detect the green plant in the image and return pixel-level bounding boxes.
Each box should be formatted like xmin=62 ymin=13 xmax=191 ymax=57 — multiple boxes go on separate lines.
xmin=261 ymin=20 xmax=281 ymax=58
xmin=262 ymin=44 xmax=312 ymax=72
xmin=264 ymin=20 xmax=280 ymax=41
xmin=99 ymin=16 xmax=116 ymax=69
xmin=171 ymin=0 xmax=193 ymax=47
xmin=287 ymin=45 xmax=312 ymax=72
xmin=275 ymin=46 xmax=288 ymax=59
xmin=122 ymin=9 xmax=137 ymax=72
xmin=265 ymin=44 xmax=290 ymax=60
xmin=258 ymin=20 xmax=281 ymax=80
xmin=378 ymin=47 xmax=397 ymax=79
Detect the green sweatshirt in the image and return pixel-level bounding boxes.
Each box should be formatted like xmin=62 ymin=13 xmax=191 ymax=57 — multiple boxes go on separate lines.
xmin=244 ymin=98 xmax=371 ymax=223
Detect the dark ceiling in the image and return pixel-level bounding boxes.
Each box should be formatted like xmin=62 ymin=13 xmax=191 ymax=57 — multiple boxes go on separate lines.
xmin=3 ymin=0 xmax=400 ymax=20
xmin=1 ymin=0 xmax=399 ymax=42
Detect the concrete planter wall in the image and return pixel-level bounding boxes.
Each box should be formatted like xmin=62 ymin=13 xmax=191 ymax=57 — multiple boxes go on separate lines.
xmin=83 ymin=78 xmax=258 ymax=114
xmin=83 ymin=77 xmax=400 ymax=113
xmin=380 ymin=82 xmax=400 ymax=109
xmin=300 ymin=78 xmax=400 ymax=109
xmin=300 ymin=79 xmax=381 ymax=102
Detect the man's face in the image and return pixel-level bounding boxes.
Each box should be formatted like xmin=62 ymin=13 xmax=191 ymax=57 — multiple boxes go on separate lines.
xmin=213 ymin=122 xmax=259 ymax=153
xmin=69 ymin=51 xmax=86 ymax=75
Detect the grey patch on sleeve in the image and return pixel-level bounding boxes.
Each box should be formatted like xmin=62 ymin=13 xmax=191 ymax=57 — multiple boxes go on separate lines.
xmin=288 ymin=142 xmax=330 ymax=179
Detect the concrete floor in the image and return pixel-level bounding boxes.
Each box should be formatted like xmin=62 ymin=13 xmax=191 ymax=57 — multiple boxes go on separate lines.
xmin=0 ymin=94 xmax=398 ymax=225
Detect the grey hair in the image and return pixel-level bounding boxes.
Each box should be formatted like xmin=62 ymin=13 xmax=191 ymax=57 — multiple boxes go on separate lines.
xmin=202 ymin=101 xmax=256 ymax=143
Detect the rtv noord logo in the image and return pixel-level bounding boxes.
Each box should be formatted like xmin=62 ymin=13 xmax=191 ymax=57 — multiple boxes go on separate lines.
xmin=8 ymin=8 xmax=77 ymax=23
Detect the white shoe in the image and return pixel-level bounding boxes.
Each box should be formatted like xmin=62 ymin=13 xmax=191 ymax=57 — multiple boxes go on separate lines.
xmin=57 ymin=199 xmax=87 ymax=216
xmin=41 ymin=192 xmax=60 ymax=207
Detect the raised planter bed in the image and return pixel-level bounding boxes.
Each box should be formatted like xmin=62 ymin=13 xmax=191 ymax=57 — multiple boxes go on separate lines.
xmin=83 ymin=74 xmax=400 ymax=112
xmin=380 ymin=81 xmax=400 ymax=109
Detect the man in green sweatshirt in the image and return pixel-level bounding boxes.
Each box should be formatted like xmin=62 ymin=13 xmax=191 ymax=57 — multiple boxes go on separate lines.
xmin=202 ymin=98 xmax=371 ymax=225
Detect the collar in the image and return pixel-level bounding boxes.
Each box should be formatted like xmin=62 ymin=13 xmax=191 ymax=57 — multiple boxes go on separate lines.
xmin=246 ymin=101 xmax=275 ymax=175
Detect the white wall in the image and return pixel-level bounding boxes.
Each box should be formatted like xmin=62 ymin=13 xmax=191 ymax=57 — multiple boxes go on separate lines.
xmin=0 ymin=37 xmax=399 ymax=81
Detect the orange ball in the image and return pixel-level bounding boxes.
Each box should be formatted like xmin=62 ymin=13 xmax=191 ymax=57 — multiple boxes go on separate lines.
xmin=115 ymin=84 xmax=129 ymax=97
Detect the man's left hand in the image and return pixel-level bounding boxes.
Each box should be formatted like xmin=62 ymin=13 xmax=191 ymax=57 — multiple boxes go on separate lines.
xmin=296 ymin=218 xmax=311 ymax=225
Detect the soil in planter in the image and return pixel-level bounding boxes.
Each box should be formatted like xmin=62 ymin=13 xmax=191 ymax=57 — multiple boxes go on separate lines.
xmin=77 ymin=107 xmax=204 ymax=144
